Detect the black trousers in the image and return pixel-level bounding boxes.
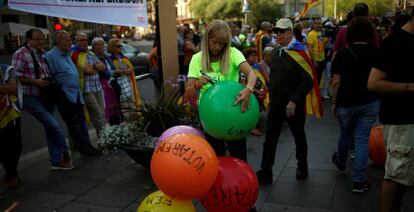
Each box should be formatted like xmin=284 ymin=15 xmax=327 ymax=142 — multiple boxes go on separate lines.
xmin=261 ymin=104 xmax=308 ymax=169
xmin=205 ymin=133 xmax=247 ymax=163
xmin=0 ymin=118 xmax=22 ymax=179
xmin=315 ymin=60 xmax=327 ymax=84
xmin=56 ymin=93 xmax=91 ymax=152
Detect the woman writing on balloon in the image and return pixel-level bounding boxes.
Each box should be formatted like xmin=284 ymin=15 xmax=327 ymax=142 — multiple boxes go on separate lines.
xmin=185 ymin=20 xmax=257 ymax=162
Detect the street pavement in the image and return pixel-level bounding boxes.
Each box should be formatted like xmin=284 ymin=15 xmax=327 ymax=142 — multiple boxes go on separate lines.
xmin=2 ymin=98 xmax=414 ymax=211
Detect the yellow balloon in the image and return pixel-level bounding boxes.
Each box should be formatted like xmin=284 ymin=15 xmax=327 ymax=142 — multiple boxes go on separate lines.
xmin=137 ymin=190 xmax=196 ymax=212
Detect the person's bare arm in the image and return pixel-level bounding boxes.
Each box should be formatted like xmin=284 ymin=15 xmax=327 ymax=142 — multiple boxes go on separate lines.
xmin=367 ymin=68 xmax=414 ymax=93
xmin=331 ymin=74 xmax=341 ymax=119
xmin=83 ymin=64 xmax=98 ymax=75
xmin=0 ymin=78 xmax=17 ymax=95
xmin=234 ymin=61 xmax=257 ymax=112
xmin=94 ymin=60 xmax=106 ymax=72
xmin=185 ymin=41 xmax=199 ymax=53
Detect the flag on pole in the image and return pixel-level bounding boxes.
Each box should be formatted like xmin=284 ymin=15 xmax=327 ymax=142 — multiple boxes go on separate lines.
xmin=299 ymin=0 xmax=320 ymax=17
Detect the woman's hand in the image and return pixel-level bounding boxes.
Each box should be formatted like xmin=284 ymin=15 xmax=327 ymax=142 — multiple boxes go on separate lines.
xmin=233 ymin=87 xmax=251 ymax=113
xmin=199 ymin=75 xmax=211 ymax=86
xmin=122 ymin=68 xmax=133 ymax=75
xmin=286 ymin=101 xmax=296 ymax=117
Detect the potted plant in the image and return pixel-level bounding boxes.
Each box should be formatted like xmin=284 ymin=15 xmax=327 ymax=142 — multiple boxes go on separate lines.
xmin=98 ymin=122 xmax=156 ymax=168
xmin=98 ymin=88 xmax=200 ymax=168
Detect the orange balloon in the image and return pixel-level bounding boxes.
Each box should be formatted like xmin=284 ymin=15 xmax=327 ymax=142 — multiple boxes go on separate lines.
xmin=150 ymin=134 xmax=219 ymax=199
xmin=368 ymin=125 xmax=386 ymax=166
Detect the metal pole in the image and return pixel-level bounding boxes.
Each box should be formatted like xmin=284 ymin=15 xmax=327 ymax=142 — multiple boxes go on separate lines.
xmin=295 ymin=0 xmax=299 ymax=14
xmin=285 ymin=0 xmax=290 ymax=17
xmin=322 ymin=0 xmax=325 ymax=17
xmin=334 ymin=0 xmax=337 ymax=20
xmin=155 ymin=0 xmax=162 ymax=84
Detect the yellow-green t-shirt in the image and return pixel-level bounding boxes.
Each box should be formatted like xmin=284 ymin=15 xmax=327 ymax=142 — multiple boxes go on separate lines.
xmin=307 ymin=30 xmax=327 ymax=62
xmin=187 ymin=47 xmax=246 ymax=100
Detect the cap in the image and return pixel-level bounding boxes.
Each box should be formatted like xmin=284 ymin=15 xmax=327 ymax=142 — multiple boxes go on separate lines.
xmin=275 ymin=18 xmax=293 ymax=29
xmin=324 ymin=21 xmax=334 ymax=28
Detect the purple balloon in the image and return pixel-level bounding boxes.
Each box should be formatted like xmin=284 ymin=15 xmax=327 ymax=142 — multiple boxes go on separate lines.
xmin=155 ymin=125 xmax=205 ymax=147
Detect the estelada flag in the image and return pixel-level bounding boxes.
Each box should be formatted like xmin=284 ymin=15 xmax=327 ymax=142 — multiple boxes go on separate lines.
xmin=300 ymin=0 xmax=320 ymax=17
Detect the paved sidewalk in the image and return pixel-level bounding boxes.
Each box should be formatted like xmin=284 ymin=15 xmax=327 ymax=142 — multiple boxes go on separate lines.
xmin=1 ymin=108 xmax=414 ymax=212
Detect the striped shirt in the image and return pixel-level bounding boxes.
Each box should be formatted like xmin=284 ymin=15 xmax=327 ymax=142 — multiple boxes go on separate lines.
xmin=12 ymin=45 xmax=49 ymax=96
xmin=84 ymin=52 xmax=102 ymax=93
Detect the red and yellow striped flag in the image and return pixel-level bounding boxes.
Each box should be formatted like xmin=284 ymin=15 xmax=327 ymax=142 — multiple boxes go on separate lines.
xmin=300 ymin=0 xmax=320 ymax=17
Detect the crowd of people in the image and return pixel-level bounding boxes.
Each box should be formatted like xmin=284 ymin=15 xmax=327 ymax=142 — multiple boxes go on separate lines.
xmin=1 ymin=3 xmax=413 ymax=212
xmin=182 ymin=3 xmax=414 ymax=212
xmin=0 ymin=28 xmax=143 ymax=199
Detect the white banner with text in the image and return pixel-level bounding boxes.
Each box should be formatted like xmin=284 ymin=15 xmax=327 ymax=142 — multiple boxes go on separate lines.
xmin=9 ymin=0 xmax=148 ymax=27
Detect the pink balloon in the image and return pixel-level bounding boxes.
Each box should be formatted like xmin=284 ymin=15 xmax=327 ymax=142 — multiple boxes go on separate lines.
xmin=155 ymin=125 xmax=205 ymax=146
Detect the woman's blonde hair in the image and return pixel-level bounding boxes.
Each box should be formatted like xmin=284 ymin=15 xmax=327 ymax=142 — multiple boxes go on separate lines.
xmin=107 ymin=38 xmax=120 ymax=54
xmin=201 ymin=20 xmax=231 ymax=75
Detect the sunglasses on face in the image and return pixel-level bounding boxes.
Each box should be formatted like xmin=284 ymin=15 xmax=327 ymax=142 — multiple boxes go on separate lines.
xmin=272 ymin=28 xmax=288 ymax=34
xmin=116 ymin=45 xmax=122 ymax=48
xmin=77 ymin=39 xmax=88 ymax=42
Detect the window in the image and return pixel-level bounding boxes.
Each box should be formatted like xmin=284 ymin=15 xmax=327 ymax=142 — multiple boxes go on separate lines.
xmin=1 ymin=15 xmax=19 ymax=23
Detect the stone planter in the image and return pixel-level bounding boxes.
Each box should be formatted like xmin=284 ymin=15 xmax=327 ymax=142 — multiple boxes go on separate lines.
xmin=121 ymin=147 xmax=154 ymax=169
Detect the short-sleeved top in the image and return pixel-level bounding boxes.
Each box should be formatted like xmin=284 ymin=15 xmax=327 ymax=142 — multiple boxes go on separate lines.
xmin=12 ymin=45 xmax=49 ymax=96
xmin=187 ymin=47 xmax=246 ymax=100
xmin=331 ymin=44 xmax=378 ymax=108
xmin=307 ymin=30 xmax=327 ymax=62
xmin=46 ymin=47 xmax=83 ymax=104
xmin=373 ymin=29 xmax=414 ymax=124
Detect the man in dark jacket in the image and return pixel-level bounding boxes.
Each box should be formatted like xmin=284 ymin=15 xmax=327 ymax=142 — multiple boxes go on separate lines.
xmin=256 ymin=18 xmax=316 ymax=184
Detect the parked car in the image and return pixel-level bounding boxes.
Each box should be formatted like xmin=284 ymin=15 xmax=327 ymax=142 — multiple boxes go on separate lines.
xmin=120 ymin=43 xmax=150 ymax=76
xmin=88 ymin=43 xmax=150 ymax=76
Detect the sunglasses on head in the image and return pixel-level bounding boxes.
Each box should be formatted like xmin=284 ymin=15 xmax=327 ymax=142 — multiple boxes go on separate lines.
xmin=272 ymin=28 xmax=288 ymax=34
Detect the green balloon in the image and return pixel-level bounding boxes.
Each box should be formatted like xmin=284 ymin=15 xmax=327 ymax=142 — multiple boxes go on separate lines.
xmin=199 ymin=81 xmax=260 ymax=141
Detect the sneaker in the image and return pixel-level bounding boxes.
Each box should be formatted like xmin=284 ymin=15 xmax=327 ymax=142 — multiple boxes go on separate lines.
xmin=62 ymin=152 xmax=73 ymax=166
xmin=323 ymin=95 xmax=331 ymax=100
xmin=350 ymin=150 xmax=355 ymax=160
xmin=251 ymin=128 xmax=264 ymax=136
xmin=332 ymin=152 xmax=346 ymax=172
xmin=51 ymin=160 xmax=75 ymax=171
xmin=256 ymin=169 xmax=273 ymax=184
xmin=352 ymin=181 xmax=370 ymax=193
xmin=296 ymin=166 xmax=308 ymax=180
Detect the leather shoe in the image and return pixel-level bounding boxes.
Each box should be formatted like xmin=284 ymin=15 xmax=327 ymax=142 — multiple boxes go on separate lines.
xmin=296 ymin=167 xmax=308 ymax=180
xmin=256 ymin=169 xmax=273 ymax=184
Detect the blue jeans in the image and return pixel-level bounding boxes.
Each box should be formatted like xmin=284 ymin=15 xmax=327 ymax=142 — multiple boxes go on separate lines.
xmin=336 ymin=101 xmax=379 ymax=183
xmin=23 ymin=96 xmax=68 ymax=165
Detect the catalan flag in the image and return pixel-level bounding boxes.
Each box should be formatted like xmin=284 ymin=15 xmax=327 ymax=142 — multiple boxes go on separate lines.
xmin=300 ymin=0 xmax=320 ymax=17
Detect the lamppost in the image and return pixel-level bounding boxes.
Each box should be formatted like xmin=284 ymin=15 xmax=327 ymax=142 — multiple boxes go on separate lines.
xmin=242 ymin=0 xmax=250 ymax=25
